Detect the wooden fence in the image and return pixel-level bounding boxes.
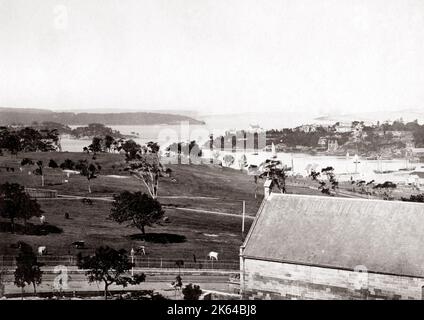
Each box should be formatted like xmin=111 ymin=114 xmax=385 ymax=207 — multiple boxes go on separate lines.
xmin=25 ymin=188 xmax=58 ymax=199
xmin=0 ymin=255 xmax=239 ymax=271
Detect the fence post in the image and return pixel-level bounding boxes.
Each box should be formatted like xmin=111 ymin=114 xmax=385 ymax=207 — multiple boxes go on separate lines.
xmin=160 ymin=258 xmax=162 ymax=268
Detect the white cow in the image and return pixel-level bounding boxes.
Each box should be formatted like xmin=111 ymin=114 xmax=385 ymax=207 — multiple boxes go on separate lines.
xmin=208 ymin=251 xmax=219 ymax=260
xmin=40 ymin=215 xmax=46 ymax=224
xmin=38 ymin=246 xmax=47 ymax=256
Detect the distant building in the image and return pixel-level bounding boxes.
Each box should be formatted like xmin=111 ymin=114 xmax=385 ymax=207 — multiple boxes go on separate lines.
xmin=317 ymin=137 xmax=327 ymax=149
xmin=409 ymin=168 xmax=424 ymax=187
xmin=327 ymin=139 xmax=338 ymax=152
xmin=410 ymin=148 xmax=424 ymax=157
xmin=240 ymin=194 xmax=424 ymax=300
xmin=296 ymin=124 xmax=318 ymax=133
xmin=317 ymin=137 xmax=338 ymax=152
xmin=334 ymin=123 xmax=353 ymax=133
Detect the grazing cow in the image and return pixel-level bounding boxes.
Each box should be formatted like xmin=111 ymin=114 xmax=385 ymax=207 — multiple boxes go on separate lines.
xmin=208 ymin=251 xmax=219 ymax=260
xmin=38 ymin=246 xmax=47 ymax=256
xmin=39 ymin=215 xmax=46 ymax=225
xmin=82 ymin=198 xmax=93 ymax=205
xmin=72 ymin=241 xmax=85 ymax=249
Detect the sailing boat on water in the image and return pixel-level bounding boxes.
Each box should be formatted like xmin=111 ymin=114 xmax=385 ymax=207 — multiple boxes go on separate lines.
xmin=353 ymin=154 xmax=360 ymax=173
xmin=353 ymin=154 xmax=360 ymax=164
xmin=374 ymin=155 xmax=395 ymax=174
xmin=398 ymin=151 xmax=416 ymax=172
xmin=271 ymin=143 xmax=277 ymax=159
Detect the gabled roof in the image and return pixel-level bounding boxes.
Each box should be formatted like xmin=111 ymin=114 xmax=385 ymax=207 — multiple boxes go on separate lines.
xmin=242 ymin=194 xmax=424 ymax=277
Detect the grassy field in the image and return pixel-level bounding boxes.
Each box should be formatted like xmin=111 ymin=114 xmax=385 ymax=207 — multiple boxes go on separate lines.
xmin=0 ymin=151 xmax=324 ymax=261
xmin=0 ymin=199 xmax=249 ymax=260
xmin=0 ymin=152 xmax=322 ymax=214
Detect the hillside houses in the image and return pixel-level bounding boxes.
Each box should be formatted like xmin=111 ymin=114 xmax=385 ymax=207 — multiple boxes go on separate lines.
xmin=334 ymin=122 xmax=353 ymax=133
xmin=296 ymin=124 xmax=319 ymax=133
xmin=317 ymin=137 xmax=339 ymax=152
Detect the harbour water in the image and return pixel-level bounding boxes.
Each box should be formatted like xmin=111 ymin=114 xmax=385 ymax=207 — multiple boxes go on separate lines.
xmin=61 ymin=125 xmax=424 ymax=184
xmin=62 ymin=124 xmax=219 ymax=152
xmin=205 ymin=150 xmax=423 ymax=184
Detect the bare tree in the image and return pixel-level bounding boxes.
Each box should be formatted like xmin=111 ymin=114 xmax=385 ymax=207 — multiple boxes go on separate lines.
xmin=125 ymin=142 xmax=168 ymax=199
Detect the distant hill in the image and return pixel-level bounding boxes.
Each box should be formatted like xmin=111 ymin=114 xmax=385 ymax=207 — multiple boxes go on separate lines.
xmin=198 ymin=111 xmax=314 ymax=131
xmin=0 ymin=108 xmax=205 ymax=126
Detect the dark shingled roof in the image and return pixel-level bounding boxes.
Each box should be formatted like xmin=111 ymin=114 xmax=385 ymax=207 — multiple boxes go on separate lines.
xmin=242 ymin=193 xmax=424 ymax=277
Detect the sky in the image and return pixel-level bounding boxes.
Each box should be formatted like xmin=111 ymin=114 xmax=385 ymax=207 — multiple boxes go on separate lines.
xmin=0 ymin=0 xmax=423 ymax=116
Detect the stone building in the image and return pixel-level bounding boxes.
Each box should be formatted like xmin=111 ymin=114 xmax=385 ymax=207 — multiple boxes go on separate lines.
xmin=327 ymin=139 xmax=338 ymax=152
xmin=240 ymin=193 xmax=424 ymax=300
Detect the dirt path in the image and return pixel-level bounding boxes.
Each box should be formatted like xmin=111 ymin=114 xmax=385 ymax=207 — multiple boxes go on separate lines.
xmin=43 ymin=195 xmax=256 ymax=219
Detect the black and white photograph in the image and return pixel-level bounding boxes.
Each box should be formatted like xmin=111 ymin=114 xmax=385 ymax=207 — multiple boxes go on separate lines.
xmin=0 ymin=0 xmax=424 ymax=307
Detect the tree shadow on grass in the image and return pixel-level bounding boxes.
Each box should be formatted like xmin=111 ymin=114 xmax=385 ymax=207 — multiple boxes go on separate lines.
xmin=0 ymin=222 xmax=63 ymax=236
xmin=129 ymin=233 xmax=186 ymax=244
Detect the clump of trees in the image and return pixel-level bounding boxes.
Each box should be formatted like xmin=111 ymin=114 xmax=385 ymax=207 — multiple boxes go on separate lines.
xmin=182 ymin=284 xmax=202 ymax=300
xmin=14 ymin=242 xmax=43 ymax=296
xmin=0 ymin=183 xmax=43 ymax=233
xmin=0 ymin=126 xmax=60 ymax=155
xmin=166 ymin=140 xmax=203 ymax=164
xmin=87 ymin=137 xmax=103 ymax=155
xmin=309 ymin=166 xmax=338 ymax=195
xmin=351 ymin=179 xmax=375 ymax=195
xmin=373 ymin=181 xmax=396 ymax=200
xmin=77 ymin=246 xmax=146 ymax=299
xmin=110 ymin=191 xmax=164 ymax=236
xmin=72 ymin=123 xmax=122 ymax=139
xmin=48 ymin=159 xmax=59 ymax=169
xmin=21 ymin=159 xmax=45 ymax=187
xmin=267 ymin=127 xmax=332 ymax=148
xmin=223 ymin=154 xmax=235 ymax=167
xmin=259 ymin=160 xmax=289 ymax=193
xmin=80 ymin=124 xmax=128 ymax=155
xmin=75 ymin=160 xmax=101 ymax=193
xmin=401 ymin=194 xmax=424 ymax=202
xmin=250 ymin=159 xmax=289 ymax=197
xmin=60 ymin=159 xmax=76 ymax=170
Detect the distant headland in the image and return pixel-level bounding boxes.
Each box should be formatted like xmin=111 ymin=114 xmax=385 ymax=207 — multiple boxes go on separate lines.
xmin=0 ymin=107 xmax=205 ymax=126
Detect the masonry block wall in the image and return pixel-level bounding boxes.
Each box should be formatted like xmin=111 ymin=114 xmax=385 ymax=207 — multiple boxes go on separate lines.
xmin=241 ymin=259 xmax=424 ymax=300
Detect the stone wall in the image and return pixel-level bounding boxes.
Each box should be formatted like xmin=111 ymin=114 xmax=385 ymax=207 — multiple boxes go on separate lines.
xmin=241 ymin=258 xmax=424 ymax=300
